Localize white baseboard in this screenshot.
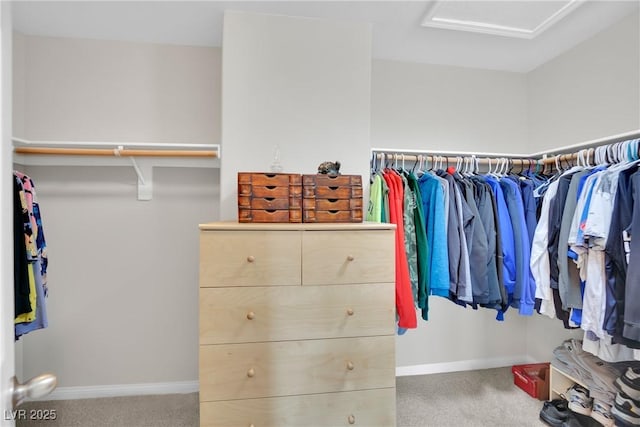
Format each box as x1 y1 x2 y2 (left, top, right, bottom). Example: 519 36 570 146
38 357 537 400
395 355 536 377
40 380 199 401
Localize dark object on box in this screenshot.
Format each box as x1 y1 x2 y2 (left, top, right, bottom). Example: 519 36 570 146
512 362 550 401
302 174 363 223
237 172 302 223
317 161 341 175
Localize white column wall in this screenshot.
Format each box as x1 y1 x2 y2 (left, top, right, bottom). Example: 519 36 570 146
220 11 372 220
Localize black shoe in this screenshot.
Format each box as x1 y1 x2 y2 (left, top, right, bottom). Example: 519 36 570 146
561 413 584 427
612 391 640 426
540 399 570 427
616 368 640 401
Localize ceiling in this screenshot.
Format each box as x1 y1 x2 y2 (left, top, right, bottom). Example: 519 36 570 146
11 0 640 73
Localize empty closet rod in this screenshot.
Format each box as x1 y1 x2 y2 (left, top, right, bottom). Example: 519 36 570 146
14 146 217 158
11 137 218 151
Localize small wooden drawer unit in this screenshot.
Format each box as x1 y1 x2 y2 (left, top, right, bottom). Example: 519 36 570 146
237 172 302 223
199 222 396 427
302 174 363 223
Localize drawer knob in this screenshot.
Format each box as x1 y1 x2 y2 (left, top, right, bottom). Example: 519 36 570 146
348 414 356 424
347 361 354 371
347 308 354 316
247 368 256 378
247 311 255 320
347 255 355 261
249 424 255 427
247 256 255 263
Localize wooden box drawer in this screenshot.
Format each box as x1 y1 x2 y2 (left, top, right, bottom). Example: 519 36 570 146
302 174 362 187
302 174 362 199
302 185 363 199
200 388 396 427
239 196 302 210
199 336 395 401
238 208 302 223
302 174 362 223
302 230 394 285
238 172 302 188
302 198 362 211
239 184 302 200
303 209 362 223
238 173 302 223
199 283 395 344
200 231 301 287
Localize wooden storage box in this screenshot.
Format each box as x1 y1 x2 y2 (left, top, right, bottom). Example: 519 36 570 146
302 174 363 223
237 172 302 223
511 363 550 401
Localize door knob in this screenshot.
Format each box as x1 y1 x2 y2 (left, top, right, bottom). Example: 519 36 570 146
10 374 57 408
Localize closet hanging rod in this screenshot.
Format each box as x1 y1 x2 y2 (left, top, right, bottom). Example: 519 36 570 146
371 147 531 159
372 129 640 162
12 137 219 152
530 129 640 157
14 146 217 158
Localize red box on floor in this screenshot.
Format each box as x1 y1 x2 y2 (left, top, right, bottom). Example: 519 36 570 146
511 363 550 401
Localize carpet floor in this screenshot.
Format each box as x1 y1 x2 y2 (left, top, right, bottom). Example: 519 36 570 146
17 367 548 426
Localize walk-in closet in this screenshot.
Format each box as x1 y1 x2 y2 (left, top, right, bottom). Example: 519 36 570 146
1 1 639 426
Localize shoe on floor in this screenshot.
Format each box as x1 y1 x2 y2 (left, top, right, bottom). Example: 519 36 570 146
560 413 584 427
612 391 640 426
540 399 570 427
567 384 592 415
617 368 640 402
590 399 614 427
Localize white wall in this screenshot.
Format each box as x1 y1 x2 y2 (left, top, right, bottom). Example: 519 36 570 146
527 11 640 152
220 11 372 220
524 10 640 361
372 59 529 155
14 35 221 388
371 59 538 368
1 3 15 422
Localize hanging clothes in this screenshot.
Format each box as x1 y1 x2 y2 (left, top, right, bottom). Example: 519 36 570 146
13 171 49 340
369 155 553 328
405 172 430 320
418 172 449 299
381 169 417 330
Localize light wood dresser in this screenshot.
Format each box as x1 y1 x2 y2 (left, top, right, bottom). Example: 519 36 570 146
199 222 397 427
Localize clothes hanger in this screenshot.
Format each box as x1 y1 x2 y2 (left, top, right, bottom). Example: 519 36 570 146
412 154 425 176
486 157 497 178
370 152 378 183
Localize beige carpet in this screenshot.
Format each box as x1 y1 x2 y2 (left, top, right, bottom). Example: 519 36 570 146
396 367 548 427
17 367 547 427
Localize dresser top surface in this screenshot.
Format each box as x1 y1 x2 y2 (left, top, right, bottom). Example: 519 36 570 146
199 221 396 231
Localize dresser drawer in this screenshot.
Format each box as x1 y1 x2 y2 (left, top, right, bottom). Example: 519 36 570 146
200 283 395 344
200 231 301 287
199 336 395 401
302 230 394 285
200 388 396 427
